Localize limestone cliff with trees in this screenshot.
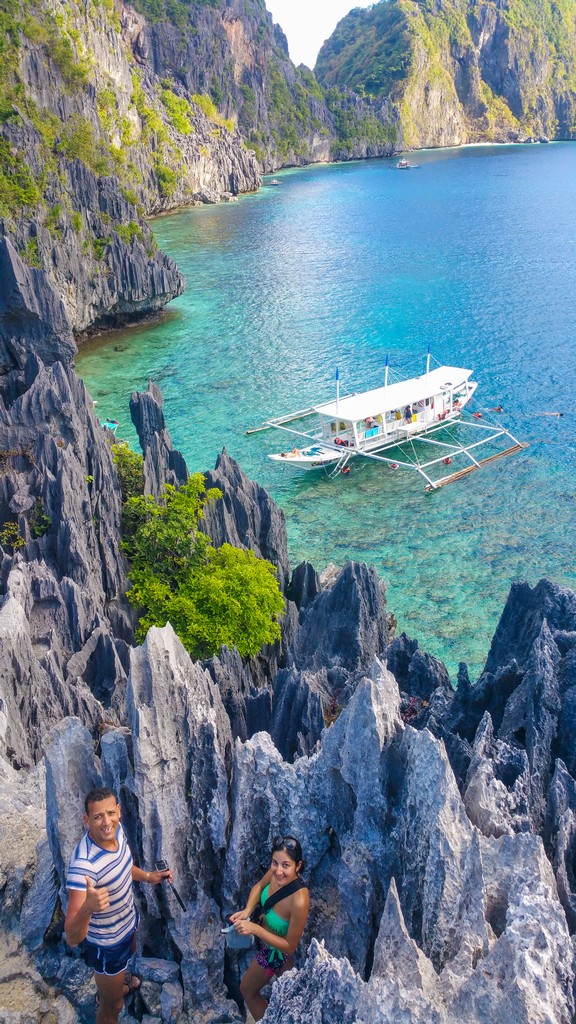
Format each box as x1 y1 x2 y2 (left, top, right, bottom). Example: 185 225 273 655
3 3 576 1020
2 0 574 335
315 0 576 149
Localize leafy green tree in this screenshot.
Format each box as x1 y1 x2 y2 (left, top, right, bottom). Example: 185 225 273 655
123 474 285 658
111 441 144 500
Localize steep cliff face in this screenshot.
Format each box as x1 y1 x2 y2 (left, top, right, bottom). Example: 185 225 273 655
0 0 262 332
0 0 400 332
125 0 398 169
316 0 576 148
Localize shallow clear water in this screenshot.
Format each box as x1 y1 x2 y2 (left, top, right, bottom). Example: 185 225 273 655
76 144 576 680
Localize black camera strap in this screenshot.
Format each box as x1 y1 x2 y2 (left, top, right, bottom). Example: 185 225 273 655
260 877 306 915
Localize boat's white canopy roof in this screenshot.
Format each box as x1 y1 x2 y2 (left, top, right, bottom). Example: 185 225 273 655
315 365 474 422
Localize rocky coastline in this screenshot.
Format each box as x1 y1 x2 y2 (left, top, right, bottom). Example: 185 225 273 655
2 242 576 1023
2 0 574 343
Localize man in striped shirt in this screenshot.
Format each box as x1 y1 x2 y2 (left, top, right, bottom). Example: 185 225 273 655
65 787 172 1024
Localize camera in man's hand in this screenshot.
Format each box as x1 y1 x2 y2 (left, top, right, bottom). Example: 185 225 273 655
154 859 186 911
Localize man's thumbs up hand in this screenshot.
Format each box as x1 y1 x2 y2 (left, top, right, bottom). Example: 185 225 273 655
85 876 110 912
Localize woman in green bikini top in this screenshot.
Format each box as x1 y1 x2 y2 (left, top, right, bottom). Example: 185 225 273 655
230 836 310 1023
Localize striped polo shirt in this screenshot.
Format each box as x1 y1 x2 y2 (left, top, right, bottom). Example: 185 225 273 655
66 822 136 947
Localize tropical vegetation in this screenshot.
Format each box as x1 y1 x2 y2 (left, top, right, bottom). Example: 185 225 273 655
111 444 285 659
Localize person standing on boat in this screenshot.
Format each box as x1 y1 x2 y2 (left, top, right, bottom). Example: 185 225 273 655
404 405 412 422
230 836 310 1022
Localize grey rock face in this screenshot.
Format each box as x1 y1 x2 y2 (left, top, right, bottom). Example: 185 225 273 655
264 561 390 761
385 633 452 700
463 712 531 838
0 238 76 374
0 338 131 768
264 940 361 1024
437 581 576 834
547 759 576 930
204 646 272 742
0 759 47 931
44 717 101 903
133 959 181 985
201 449 290 593
270 667 325 760
289 561 387 675
289 561 321 612
130 381 188 499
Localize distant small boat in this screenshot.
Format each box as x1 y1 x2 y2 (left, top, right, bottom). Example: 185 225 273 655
270 179 282 186
397 158 410 169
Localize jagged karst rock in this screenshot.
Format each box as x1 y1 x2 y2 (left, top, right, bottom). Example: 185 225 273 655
130 381 188 499
289 560 321 612
0 590 107 767
264 939 361 1024
483 580 576 676
44 718 101 901
546 759 576 930
270 667 325 760
268 560 391 761
0 238 76 374
0 759 47 932
201 449 290 593
368 877 441 1020
434 581 576 839
385 633 452 700
0 340 132 769
204 646 272 742
289 561 388 676
463 711 531 838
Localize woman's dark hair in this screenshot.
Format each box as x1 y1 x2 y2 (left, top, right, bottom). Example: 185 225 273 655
84 786 118 813
271 836 305 874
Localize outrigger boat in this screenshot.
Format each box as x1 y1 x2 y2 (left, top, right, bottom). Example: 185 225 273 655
248 350 527 490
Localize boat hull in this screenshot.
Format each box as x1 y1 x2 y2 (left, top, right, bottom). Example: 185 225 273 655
268 446 341 470
267 404 474 471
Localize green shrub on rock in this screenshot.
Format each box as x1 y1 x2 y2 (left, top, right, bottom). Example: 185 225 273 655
161 88 194 135
111 441 144 500
122 473 285 659
0 137 41 216
155 160 178 197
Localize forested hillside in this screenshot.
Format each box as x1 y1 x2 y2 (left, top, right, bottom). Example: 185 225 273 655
316 0 576 147
2 0 575 335
0 0 397 333
315 2 412 99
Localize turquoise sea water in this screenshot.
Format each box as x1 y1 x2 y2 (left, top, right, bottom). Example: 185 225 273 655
76 144 576 680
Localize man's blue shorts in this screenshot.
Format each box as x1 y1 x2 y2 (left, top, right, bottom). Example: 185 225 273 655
81 928 136 976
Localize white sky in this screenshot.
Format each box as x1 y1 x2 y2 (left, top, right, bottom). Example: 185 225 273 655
265 1 375 70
